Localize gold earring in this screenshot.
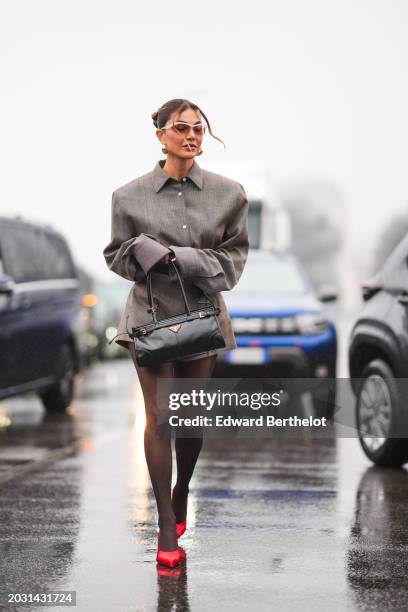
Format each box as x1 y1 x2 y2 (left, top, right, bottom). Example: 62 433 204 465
161 143 168 154
196 147 203 156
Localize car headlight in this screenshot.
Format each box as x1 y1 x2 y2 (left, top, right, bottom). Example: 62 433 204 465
85 332 99 348
232 317 263 333
295 313 329 335
105 326 118 341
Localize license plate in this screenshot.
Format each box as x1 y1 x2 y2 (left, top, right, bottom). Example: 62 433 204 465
229 348 265 364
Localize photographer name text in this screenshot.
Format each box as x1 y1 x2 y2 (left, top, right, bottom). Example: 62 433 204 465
168 415 327 428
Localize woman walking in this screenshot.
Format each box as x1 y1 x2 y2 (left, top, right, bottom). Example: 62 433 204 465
103 98 249 567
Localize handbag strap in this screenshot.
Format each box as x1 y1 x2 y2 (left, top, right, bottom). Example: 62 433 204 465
146 259 191 323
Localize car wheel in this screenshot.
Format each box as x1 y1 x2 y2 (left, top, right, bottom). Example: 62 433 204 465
356 359 408 467
39 344 75 412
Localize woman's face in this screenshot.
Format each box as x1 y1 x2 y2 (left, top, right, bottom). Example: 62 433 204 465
157 107 205 159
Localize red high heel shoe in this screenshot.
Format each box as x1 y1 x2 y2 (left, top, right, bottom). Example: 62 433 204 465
156 533 186 568
172 490 188 538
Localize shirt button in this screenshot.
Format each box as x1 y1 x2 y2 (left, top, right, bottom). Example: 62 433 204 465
182 224 187 229
178 191 182 196
182 177 187 182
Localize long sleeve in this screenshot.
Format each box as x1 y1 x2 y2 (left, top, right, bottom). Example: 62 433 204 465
103 191 171 281
168 183 249 294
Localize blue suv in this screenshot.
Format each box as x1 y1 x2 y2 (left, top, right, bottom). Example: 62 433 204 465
216 249 338 414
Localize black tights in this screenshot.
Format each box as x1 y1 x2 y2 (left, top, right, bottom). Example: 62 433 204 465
128 343 217 551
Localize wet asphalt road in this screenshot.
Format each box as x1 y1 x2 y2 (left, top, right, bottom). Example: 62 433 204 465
1 332 408 611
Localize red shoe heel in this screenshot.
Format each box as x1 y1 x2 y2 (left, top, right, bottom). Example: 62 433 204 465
176 521 186 538
159 522 186 540
172 490 188 538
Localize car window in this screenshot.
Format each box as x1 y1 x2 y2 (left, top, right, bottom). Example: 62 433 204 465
2 226 43 282
41 233 76 279
380 233 408 290
2 226 76 282
235 256 308 296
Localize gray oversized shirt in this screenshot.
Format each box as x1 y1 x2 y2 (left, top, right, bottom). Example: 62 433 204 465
103 159 249 350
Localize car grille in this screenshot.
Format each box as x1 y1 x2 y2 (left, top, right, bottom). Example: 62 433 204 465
231 316 299 335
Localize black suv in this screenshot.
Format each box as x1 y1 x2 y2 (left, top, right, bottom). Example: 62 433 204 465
349 234 408 466
0 216 81 411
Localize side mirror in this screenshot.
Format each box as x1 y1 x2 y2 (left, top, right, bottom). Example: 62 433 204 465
318 284 338 303
0 274 15 295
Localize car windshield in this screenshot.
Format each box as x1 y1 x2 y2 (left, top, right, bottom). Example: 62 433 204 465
235 256 309 296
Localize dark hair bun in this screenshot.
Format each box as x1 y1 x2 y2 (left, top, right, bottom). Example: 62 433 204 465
151 108 161 128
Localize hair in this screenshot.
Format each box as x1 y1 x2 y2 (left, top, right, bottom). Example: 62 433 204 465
151 98 225 148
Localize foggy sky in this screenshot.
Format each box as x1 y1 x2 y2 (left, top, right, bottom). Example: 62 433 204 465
1 0 407 281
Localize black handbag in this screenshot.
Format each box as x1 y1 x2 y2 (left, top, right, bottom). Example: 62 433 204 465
127 260 225 367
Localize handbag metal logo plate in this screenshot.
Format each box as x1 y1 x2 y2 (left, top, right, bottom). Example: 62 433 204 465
169 324 182 333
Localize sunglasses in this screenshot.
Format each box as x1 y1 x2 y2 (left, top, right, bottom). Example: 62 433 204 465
161 121 206 135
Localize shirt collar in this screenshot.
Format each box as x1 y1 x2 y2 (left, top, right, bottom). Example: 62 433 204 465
152 159 203 192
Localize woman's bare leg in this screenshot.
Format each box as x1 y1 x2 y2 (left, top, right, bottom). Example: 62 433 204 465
128 343 177 551
172 355 217 523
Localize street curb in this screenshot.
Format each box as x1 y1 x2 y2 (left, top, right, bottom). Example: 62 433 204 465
0 439 82 486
